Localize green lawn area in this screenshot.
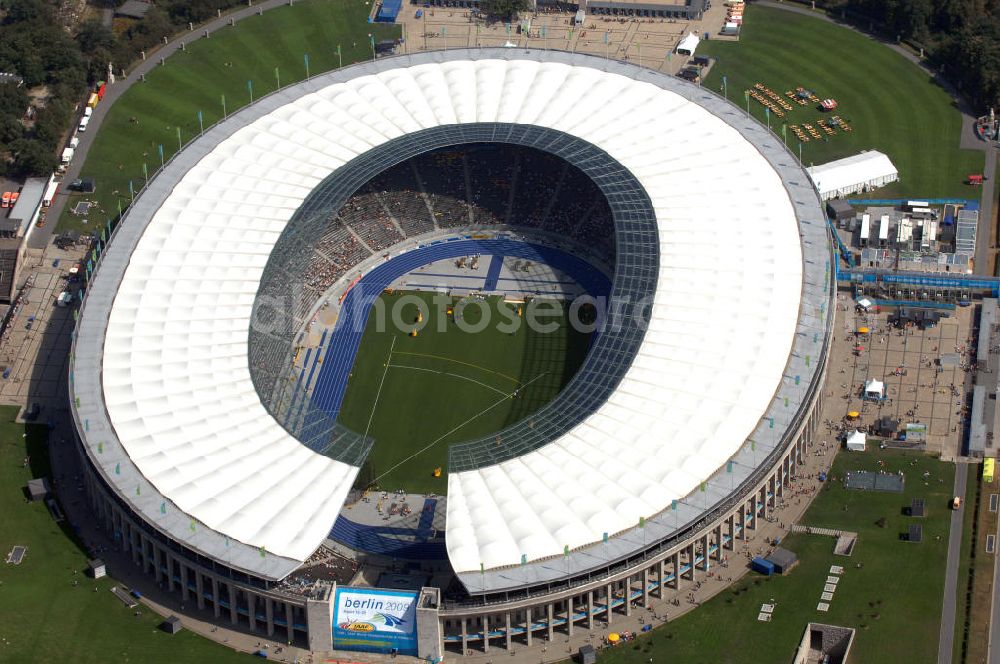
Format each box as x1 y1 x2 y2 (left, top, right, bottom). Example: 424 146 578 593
337 290 592 492
698 5 983 199
0 406 250 663
57 0 398 235
591 449 954 664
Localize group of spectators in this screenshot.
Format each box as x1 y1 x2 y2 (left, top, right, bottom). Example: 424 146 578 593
295 144 618 321
337 191 405 252
282 546 360 589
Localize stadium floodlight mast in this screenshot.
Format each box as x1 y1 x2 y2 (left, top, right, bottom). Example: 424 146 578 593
274 66 280 89
247 79 254 103
221 94 227 119
336 44 342 69
368 34 375 62
303 53 310 79
197 110 203 134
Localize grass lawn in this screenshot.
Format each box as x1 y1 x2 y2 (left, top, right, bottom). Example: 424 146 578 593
336 290 591 492
57 0 398 235
590 449 953 664
698 5 983 199
0 406 250 663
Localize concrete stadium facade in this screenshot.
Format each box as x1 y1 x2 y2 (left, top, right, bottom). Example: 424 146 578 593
68 48 834 659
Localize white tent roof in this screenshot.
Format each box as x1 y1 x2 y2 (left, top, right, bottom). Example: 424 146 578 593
806 151 898 199
864 378 885 395
846 429 866 449
79 53 806 574
677 32 700 54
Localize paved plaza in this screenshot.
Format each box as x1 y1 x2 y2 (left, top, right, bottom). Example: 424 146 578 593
829 297 974 457
396 4 739 75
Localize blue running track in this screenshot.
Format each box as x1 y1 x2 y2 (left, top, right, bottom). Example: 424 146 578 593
300 240 611 430
483 255 504 291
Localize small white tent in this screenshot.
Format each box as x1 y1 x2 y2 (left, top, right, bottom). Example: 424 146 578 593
676 32 700 56
846 429 866 452
863 378 885 400
807 151 899 201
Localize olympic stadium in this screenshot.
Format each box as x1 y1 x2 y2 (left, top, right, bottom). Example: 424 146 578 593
68 49 834 658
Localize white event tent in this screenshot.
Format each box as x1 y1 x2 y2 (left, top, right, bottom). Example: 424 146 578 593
807 151 898 200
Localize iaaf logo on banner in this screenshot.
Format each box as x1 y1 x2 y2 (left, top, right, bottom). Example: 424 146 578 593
335 589 417 636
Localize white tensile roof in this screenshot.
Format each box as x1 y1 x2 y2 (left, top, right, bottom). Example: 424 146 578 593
864 378 885 395
677 32 700 54
846 429 867 450
807 150 898 199
83 53 804 574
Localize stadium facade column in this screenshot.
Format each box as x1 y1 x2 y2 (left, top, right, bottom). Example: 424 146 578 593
165 553 176 592
505 613 512 650
586 591 594 630
546 603 554 641
715 524 724 560
139 533 150 574
305 588 335 651
606 583 614 624
624 578 632 616
285 603 295 642
248 593 258 632
567 596 574 636
670 552 680 590
642 569 650 607
180 563 190 602
130 529 141 565
482 616 490 653
153 544 163 584
525 607 532 645
210 577 219 616
657 559 667 598
266 596 275 636
229 585 239 625
460 618 468 653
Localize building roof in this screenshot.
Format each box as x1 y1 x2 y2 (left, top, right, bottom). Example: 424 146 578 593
71 50 827 583
8 178 46 235
807 151 898 199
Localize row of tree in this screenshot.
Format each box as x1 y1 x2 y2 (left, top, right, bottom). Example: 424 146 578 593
0 0 997 179
0 0 247 178
808 0 1000 112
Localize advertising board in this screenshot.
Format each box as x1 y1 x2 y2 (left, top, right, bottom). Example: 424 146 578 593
333 587 419 655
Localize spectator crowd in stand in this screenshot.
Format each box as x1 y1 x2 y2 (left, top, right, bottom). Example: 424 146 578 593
293 143 616 324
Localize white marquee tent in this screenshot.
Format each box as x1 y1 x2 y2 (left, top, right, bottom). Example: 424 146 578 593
846 429 867 451
807 151 898 201
863 378 885 400
676 32 700 56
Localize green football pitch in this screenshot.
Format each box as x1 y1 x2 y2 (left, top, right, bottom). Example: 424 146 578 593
336 291 593 493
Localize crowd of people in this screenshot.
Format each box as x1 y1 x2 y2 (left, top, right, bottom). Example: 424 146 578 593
282 545 360 589
337 191 405 252
292 144 618 324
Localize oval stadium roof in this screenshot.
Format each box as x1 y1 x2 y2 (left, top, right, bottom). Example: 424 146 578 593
70 50 822 581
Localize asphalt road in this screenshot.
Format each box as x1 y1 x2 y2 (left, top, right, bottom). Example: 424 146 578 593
30 0 294 250
940 462 969 664
973 142 997 275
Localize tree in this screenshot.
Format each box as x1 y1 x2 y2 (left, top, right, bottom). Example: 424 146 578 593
10 138 56 177
478 0 529 21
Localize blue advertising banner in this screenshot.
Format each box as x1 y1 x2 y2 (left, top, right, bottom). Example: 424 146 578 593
333 587 419 655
